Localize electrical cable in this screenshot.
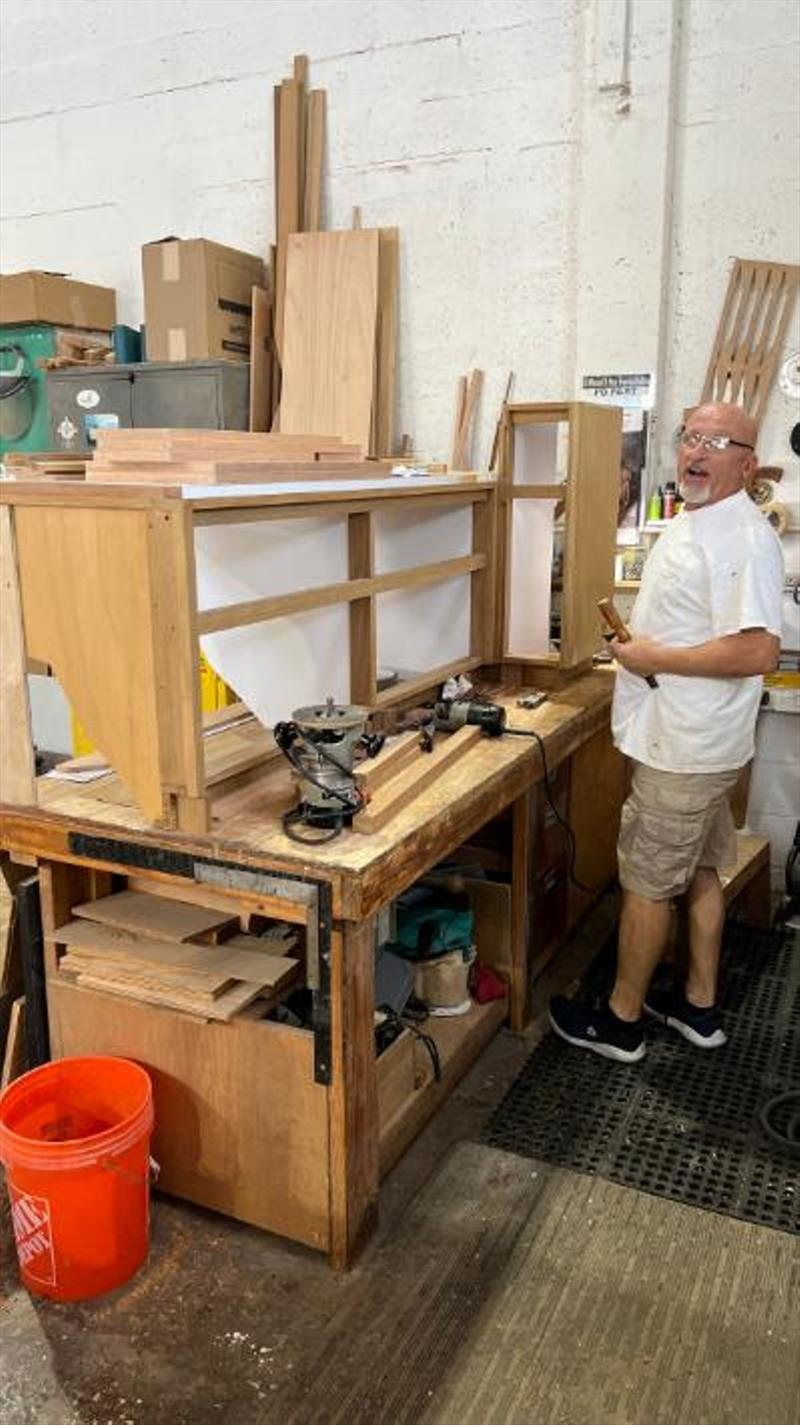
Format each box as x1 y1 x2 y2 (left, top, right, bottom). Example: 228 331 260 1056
277 730 366 844
381 1005 442 1082
503 726 603 895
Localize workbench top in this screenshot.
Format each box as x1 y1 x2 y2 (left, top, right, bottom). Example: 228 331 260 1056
3 672 614 919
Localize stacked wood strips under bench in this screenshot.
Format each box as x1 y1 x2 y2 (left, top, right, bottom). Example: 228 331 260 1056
51 892 301 1021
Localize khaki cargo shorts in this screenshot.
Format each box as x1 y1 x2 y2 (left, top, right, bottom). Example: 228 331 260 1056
617 761 740 901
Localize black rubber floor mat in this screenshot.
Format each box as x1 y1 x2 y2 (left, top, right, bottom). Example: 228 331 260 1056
482 922 800 1235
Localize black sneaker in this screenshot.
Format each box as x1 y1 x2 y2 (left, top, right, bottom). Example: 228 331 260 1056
643 985 727 1049
549 996 645 1063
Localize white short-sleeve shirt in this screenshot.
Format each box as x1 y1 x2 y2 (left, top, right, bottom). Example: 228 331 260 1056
611 490 784 773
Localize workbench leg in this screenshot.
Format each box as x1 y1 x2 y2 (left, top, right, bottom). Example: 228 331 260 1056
737 855 772 929
510 792 532 1033
328 917 379 1269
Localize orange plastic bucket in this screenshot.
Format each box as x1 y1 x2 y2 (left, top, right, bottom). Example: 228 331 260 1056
0 1056 154 1301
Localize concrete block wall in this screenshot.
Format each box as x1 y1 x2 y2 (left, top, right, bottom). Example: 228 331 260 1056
2 0 799 881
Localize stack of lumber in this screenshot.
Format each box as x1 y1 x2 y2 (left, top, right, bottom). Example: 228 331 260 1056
280 227 398 457
52 891 301 1021
87 428 387 484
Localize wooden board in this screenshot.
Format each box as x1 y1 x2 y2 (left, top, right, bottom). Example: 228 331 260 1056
0 995 25 1089
59 951 236 997
372 228 399 458
47 978 331 1249
353 725 482 833
88 460 381 485
561 404 621 667
304 89 326 231
0 508 36 805
71 890 239 943
59 960 265 1021
94 429 354 460
280 230 380 452
248 286 272 432
354 730 424 793
14 505 167 820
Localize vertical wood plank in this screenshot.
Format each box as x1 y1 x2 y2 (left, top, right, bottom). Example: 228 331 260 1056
328 917 379 1268
510 792 531 1032
372 228 399 458
470 494 496 661
304 90 326 231
248 285 272 433
0 506 36 806
146 506 208 832
348 511 376 705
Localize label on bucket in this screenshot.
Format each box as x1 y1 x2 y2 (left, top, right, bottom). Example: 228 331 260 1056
9 1187 57 1287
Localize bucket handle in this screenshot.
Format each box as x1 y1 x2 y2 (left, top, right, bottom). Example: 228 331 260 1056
99 1154 160 1187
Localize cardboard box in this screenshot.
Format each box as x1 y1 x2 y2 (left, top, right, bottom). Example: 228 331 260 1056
0 272 116 330
142 238 265 362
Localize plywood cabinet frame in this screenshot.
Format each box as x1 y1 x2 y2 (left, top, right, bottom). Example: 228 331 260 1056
1 480 498 834
497 402 622 670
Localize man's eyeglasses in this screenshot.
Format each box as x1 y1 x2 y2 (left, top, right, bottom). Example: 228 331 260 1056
676 429 754 453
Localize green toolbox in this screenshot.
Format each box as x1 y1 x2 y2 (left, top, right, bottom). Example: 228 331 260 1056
0 323 108 455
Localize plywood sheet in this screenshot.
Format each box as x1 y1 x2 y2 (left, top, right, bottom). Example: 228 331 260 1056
280 230 380 451
71 891 239 942
14 506 165 820
48 979 330 1248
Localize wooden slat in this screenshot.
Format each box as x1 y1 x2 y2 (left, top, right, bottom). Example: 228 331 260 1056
281 230 380 452
248 286 272 432
0 507 36 806
59 951 235 998
353 730 423 793
71 890 238 943
450 377 467 469
372 228 399 457
328 918 379 1267
353 725 482 833
275 76 303 354
197 553 485 635
371 655 483 709
304 90 326 231
1 996 25 1089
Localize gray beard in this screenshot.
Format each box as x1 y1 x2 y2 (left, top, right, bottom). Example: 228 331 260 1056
679 478 710 506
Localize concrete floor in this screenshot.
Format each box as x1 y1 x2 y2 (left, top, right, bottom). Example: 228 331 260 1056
1 896 798 1425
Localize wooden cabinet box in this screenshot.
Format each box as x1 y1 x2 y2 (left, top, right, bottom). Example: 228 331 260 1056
497 402 621 671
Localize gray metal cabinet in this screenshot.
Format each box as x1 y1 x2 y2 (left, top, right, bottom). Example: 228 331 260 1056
48 360 249 450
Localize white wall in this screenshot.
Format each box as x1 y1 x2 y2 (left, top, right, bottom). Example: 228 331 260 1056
3 0 797 481
3 0 799 874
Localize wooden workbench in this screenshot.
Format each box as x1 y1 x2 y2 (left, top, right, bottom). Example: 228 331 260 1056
0 672 624 1267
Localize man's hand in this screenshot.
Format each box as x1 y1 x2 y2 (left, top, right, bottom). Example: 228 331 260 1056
610 638 665 678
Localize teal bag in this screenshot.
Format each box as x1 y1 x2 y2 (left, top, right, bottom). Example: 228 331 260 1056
393 892 475 962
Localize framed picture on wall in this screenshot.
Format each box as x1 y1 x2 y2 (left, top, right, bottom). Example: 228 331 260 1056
580 373 655 545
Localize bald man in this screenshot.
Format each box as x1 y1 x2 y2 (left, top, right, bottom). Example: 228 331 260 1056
551 403 784 1062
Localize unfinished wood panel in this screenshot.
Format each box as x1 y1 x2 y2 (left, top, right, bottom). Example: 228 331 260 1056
71 889 239 942
328 918 379 1267
47 978 330 1250
510 792 532 1032
14 506 167 821
372 228 399 458
248 286 272 433
348 510 376 705
303 90 326 231
566 726 626 930
0 507 35 806
281 230 380 451
353 730 421 793
561 404 621 667
376 1029 415 1130
701 259 800 428
55 918 298 987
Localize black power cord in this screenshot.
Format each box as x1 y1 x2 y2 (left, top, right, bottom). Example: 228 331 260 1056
504 726 601 895
276 728 366 845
